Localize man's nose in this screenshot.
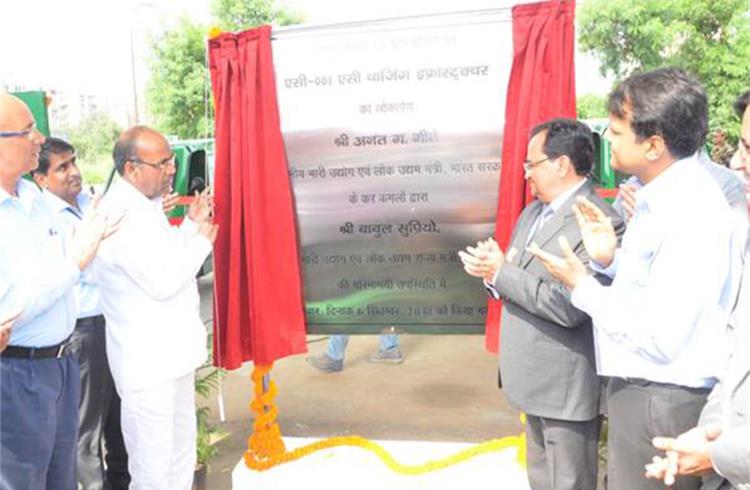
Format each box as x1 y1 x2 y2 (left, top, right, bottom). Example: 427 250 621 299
32 129 45 146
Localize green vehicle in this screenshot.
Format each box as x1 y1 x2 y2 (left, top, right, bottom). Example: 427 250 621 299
165 138 215 225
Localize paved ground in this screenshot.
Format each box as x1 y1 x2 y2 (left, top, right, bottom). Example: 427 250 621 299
197 275 523 489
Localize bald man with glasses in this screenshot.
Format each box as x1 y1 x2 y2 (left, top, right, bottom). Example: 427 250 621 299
92 126 217 490
0 93 116 490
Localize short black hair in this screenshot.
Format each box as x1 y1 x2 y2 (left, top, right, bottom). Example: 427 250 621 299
734 90 750 118
112 125 155 176
34 137 75 176
608 67 708 159
530 118 595 176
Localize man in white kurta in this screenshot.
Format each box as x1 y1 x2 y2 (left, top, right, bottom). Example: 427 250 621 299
94 126 217 490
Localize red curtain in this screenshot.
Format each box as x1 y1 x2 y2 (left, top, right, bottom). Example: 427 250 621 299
485 1 577 353
209 26 308 369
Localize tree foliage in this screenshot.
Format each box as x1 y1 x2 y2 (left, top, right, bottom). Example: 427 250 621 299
67 111 122 162
146 17 209 140
211 0 303 31
64 111 122 183
579 0 750 137
146 0 303 139
576 93 608 120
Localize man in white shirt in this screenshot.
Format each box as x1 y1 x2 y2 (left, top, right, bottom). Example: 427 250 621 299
31 137 130 490
94 126 217 490
0 93 115 490
529 68 744 490
643 90 750 490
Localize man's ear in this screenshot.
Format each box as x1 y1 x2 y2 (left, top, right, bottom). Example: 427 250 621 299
32 172 46 189
646 135 667 162
123 161 138 180
557 155 572 177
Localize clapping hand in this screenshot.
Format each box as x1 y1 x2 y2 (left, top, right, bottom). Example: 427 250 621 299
0 311 21 353
617 183 638 222
527 235 588 289
458 237 505 282
573 196 617 267
645 425 721 486
72 197 124 271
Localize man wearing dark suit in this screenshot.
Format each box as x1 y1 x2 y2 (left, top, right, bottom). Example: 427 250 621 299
460 118 624 490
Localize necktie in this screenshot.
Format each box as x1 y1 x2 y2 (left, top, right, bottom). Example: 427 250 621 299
526 206 554 246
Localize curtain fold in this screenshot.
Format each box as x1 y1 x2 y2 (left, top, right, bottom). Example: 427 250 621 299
485 1 577 353
209 26 308 369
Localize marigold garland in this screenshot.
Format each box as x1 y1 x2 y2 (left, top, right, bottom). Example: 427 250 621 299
245 364 527 474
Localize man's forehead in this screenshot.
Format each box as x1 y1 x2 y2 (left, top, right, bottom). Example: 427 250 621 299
528 131 546 151
135 131 170 153
49 151 76 166
0 95 33 130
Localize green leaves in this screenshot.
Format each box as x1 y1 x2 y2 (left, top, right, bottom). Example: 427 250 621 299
145 0 303 140
579 0 750 142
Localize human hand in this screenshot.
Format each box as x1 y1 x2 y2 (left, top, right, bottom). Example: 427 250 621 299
162 191 180 214
197 221 218 244
573 196 617 267
458 237 506 281
645 425 721 485
73 202 124 271
526 235 588 289
188 187 214 224
0 311 20 352
617 184 637 222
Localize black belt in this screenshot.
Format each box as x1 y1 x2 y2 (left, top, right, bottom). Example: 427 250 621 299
1 337 72 360
76 314 105 328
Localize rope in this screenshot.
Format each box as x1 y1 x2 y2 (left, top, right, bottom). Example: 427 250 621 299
245 364 527 474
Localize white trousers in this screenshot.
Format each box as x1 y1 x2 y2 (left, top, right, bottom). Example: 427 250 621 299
120 373 196 490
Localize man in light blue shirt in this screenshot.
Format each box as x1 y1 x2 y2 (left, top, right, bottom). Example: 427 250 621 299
529 69 744 490
31 137 130 490
0 93 114 490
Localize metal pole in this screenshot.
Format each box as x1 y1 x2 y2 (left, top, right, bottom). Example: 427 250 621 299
129 25 139 125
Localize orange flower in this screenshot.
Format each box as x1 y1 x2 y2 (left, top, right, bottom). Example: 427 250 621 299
245 364 527 474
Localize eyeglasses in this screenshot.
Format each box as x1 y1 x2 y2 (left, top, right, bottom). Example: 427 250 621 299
523 157 551 172
0 124 38 139
130 153 176 171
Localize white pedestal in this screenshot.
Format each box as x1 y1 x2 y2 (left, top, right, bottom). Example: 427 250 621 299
232 437 530 490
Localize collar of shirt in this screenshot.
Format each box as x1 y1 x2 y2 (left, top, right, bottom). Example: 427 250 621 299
42 189 91 219
0 179 42 216
634 153 700 217
546 177 588 214
112 179 164 214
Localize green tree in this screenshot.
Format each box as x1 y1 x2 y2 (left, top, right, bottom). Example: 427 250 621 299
577 93 608 120
66 111 122 183
211 0 303 31
579 0 750 139
146 16 209 140
146 0 303 139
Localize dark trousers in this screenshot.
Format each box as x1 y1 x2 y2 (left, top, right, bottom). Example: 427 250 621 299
606 377 710 490
70 317 129 490
0 354 80 490
103 390 129 490
526 414 600 490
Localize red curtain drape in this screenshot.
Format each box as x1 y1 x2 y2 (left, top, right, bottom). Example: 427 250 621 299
485 1 577 353
208 26 308 369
